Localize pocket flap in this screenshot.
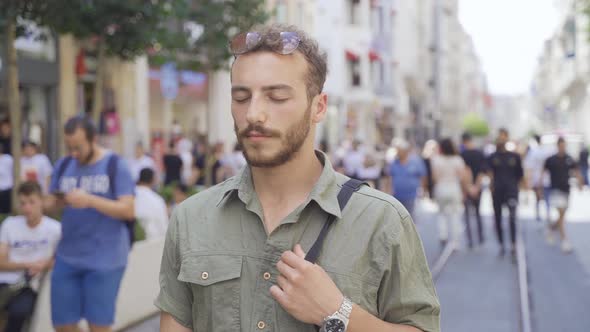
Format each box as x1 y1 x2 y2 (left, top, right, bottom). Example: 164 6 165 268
178 255 243 286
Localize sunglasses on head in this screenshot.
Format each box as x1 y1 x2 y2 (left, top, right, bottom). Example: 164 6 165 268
229 31 301 56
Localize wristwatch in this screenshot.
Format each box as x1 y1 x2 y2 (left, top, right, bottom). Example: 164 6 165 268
319 297 353 332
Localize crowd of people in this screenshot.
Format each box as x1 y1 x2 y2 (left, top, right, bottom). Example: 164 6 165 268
329 128 588 256
0 109 587 331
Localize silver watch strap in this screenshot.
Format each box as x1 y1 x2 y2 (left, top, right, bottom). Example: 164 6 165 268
338 297 353 319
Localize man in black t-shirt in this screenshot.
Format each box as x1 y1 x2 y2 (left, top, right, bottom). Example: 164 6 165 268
544 137 583 253
460 132 486 248
163 141 183 185
486 129 524 256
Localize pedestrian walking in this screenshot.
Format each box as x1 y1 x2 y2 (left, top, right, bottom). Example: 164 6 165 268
486 129 524 256
128 142 157 183
20 140 53 194
341 140 365 180
524 135 553 223
432 138 471 248
579 145 589 188
46 115 135 332
134 168 168 240
388 139 427 218
156 24 440 332
162 141 183 186
0 145 13 214
544 137 584 253
460 132 486 247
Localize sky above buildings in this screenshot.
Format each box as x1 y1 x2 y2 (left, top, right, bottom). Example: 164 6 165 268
459 0 558 95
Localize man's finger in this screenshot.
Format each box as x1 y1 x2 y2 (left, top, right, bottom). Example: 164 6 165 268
270 285 288 306
276 275 290 292
281 250 307 270
294 244 306 258
277 259 298 280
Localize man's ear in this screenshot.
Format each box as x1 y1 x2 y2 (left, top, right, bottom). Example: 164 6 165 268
312 93 328 123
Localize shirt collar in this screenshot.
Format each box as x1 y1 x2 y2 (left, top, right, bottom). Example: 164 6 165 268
216 150 342 219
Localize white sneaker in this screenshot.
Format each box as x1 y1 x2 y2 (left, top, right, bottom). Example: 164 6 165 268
561 240 573 253
545 230 555 245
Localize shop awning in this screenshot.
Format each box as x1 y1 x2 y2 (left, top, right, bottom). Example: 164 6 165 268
369 50 380 62
346 49 360 61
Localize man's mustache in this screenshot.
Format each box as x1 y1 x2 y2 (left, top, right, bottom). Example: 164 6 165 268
238 124 281 138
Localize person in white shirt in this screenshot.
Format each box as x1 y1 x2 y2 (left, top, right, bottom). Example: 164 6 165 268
134 168 168 240
431 138 471 248
0 145 13 214
524 135 555 224
20 141 53 194
221 143 247 178
341 140 365 179
128 143 157 183
0 181 61 332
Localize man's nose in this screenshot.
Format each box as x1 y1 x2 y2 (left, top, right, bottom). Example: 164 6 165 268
245 96 268 125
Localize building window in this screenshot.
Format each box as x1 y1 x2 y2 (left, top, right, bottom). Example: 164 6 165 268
349 59 361 87
371 6 385 33
297 2 305 28
276 1 288 23
349 0 361 25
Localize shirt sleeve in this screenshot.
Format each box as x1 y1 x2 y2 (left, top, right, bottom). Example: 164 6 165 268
154 209 193 329
377 214 441 332
42 155 53 178
0 218 11 245
114 157 135 198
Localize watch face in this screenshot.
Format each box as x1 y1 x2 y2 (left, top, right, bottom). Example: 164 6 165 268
324 318 346 332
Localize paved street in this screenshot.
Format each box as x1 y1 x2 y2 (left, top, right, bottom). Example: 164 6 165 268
122 189 590 332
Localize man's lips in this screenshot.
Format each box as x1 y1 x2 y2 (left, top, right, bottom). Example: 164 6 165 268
245 131 273 138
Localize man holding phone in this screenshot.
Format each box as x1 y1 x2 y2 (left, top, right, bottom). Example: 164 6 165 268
45 115 135 332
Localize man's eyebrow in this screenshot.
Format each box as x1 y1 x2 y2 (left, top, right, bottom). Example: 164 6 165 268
231 84 294 94
231 86 250 93
261 84 294 92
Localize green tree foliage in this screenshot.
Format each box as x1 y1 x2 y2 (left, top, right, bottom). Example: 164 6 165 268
150 0 270 71
37 0 180 60
462 113 490 137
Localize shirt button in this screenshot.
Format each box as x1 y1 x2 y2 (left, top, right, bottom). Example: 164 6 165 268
201 272 209 280
263 272 271 280
257 321 266 329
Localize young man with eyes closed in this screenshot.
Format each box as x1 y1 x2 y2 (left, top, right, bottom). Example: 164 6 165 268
156 24 440 332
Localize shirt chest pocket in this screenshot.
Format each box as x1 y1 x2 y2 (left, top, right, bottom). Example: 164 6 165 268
178 254 243 332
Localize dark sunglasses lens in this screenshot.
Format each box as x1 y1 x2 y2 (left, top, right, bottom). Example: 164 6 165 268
230 32 261 54
279 32 300 54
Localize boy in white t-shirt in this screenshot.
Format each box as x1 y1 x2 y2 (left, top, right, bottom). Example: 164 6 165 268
0 181 61 332
20 140 53 194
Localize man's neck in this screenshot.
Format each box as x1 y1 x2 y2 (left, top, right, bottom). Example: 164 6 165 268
26 216 42 228
251 149 323 232
87 146 106 165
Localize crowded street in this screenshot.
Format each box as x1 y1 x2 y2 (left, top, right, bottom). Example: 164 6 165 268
1 0 590 332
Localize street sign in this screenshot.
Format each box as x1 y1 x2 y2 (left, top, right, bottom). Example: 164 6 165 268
160 62 179 100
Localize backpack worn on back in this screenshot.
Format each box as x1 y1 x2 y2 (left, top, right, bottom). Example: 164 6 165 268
55 154 136 246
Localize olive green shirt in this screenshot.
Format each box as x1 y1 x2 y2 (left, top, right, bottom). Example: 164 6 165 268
155 152 440 332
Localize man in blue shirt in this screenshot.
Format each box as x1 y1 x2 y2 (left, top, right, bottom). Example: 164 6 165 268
388 140 427 217
46 115 135 332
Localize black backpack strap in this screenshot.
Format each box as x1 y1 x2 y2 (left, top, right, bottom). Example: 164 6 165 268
54 157 73 192
305 179 366 264
106 154 136 246
106 154 118 195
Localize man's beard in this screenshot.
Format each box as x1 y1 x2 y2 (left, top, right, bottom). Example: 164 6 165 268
82 145 95 165
235 105 311 168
